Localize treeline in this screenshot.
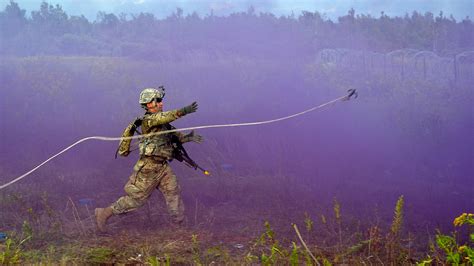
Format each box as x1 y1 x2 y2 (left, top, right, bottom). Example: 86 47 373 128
0 1 473 59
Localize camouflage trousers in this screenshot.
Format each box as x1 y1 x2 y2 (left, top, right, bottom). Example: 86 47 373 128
110 156 184 223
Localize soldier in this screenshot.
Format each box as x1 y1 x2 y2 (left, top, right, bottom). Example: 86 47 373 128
95 87 202 233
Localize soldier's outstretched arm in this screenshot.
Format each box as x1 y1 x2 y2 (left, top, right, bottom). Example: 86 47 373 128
145 110 181 127
145 102 198 128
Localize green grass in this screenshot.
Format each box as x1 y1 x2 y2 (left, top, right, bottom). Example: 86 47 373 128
1 184 472 265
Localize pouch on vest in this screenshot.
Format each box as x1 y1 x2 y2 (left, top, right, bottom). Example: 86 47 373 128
138 135 174 159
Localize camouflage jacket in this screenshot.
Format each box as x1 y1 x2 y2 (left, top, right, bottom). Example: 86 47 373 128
117 109 191 159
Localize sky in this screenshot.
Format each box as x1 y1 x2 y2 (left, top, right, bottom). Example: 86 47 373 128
1 0 473 21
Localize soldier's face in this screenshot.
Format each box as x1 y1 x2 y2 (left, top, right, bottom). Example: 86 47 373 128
156 101 163 112
146 99 163 113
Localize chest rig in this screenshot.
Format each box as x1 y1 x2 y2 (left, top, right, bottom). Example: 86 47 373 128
139 115 174 159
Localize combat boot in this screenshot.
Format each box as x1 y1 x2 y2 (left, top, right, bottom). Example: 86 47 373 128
95 206 114 233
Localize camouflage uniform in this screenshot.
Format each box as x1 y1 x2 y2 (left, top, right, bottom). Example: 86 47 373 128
110 109 191 224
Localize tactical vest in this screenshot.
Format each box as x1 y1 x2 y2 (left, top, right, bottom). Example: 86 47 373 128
139 115 174 159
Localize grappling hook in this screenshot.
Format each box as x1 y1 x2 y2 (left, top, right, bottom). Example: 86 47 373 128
343 89 358 101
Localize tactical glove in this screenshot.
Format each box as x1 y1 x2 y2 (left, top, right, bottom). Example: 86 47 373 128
180 102 198 115
185 130 203 144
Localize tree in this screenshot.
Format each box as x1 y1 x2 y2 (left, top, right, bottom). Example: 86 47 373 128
95 11 120 37
0 0 27 38
69 15 91 35
31 2 69 36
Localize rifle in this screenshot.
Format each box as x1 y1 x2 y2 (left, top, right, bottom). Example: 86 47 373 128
170 128 210 176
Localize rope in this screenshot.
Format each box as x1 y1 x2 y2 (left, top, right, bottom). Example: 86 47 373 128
0 92 353 190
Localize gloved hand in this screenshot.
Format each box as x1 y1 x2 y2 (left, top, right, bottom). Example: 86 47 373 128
180 102 198 115
185 130 203 144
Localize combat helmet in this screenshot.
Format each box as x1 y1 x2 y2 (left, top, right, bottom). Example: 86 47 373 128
139 86 165 106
